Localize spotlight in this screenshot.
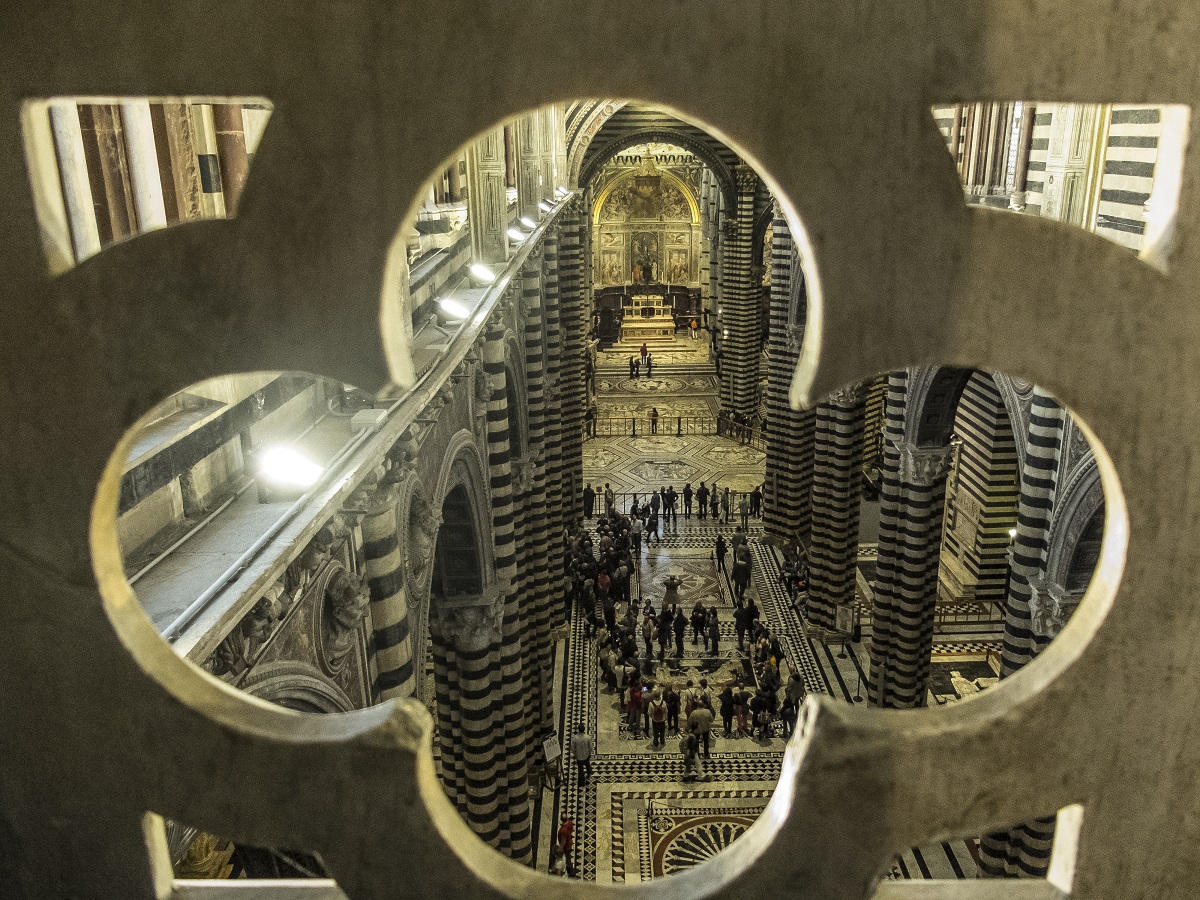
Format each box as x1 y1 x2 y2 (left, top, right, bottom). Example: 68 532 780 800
507 227 526 243
723 329 729 338
519 216 537 230
538 200 554 213
256 446 324 502
555 187 569 198
469 263 496 284
1008 527 1018 538
438 297 471 320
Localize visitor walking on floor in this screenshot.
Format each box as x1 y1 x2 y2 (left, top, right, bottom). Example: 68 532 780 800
750 484 762 517
557 815 578 878
645 352 653 377
571 725 594 785
649 691 668 748
721 486 731 523
629 355 637 378
707 609 721 658
715 534 728 575
673 607 687 657
738 492 750 530
696 482 709 520
681 730 704 781
650 406 659 434
640 342 648 366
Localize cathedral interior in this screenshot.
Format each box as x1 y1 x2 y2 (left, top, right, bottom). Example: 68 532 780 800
4 4 1200 900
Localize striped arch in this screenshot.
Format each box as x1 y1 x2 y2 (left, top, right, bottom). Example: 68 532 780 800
591 167 701 224
564 100 629 188
1045 454 1103 593
431 429 496 583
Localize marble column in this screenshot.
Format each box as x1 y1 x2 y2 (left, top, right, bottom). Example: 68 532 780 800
446 157 463 203
540 227 568 629
149 103 205 223
557 200 587 524
48 101 102 263
762 205 816 546
719 165 760 419
357 480 417 701
977 388 1068 878
119 100 168 232
514 113 544 221
76 103 137 245
806 383 868 629
868 372 954 708
212 104 249 216
191 104 227 218
466 128 508 265
482 322 533 864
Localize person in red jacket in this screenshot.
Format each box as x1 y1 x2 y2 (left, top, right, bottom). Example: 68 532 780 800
558 814 578 878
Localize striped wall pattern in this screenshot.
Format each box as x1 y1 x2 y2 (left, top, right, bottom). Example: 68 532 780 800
976 388 1066 878
519 261 556 752
540 227 567 629
481 324 534 863
938 372 1018 606
762 211 816 545
719 166 761 417
861 376 887 470
867 371 954 709
361 487 415 701
806 388 867 629
430 628 466 812
558 200 587 526
1095 105 1162 251
1022 108 1053 216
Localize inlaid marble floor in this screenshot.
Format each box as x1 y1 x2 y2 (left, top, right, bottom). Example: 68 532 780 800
550 517 984 884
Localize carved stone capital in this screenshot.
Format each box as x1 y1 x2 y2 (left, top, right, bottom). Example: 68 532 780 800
1026 577 1084 639
828 380 867 406
785 324 805 353
322 566 370 672
510 459 536 495
735 164 758 193
435 586 505 652
891 439 953 487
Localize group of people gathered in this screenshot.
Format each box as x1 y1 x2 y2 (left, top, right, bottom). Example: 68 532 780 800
582 481 764 530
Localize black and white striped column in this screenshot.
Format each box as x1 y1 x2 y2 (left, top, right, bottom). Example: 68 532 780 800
977 387 1067 878
359 483 415 701
558 199 587 525
482 322 533 864
867 371 954 708
762 206 816 545
719 166 760 418
806 383 868 629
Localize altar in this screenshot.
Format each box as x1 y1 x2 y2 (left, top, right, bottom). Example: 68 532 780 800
622 293 677 341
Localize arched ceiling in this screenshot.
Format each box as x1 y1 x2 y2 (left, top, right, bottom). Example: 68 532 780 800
567 101 741 207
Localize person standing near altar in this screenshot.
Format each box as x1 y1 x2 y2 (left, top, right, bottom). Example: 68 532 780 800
640 342 648 366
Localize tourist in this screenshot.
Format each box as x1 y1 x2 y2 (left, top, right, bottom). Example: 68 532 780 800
649 690 668 748
785 671 806 709
645 352 654 377
687 699 714 759
629 355 637 378
682 483 693 519
718 681 736 737
734 600 752 651
690 317 698 340
665 485 678 524
780 696 798 739
721 486 731 523
604 482 615 513
690 602 707 646
680 729 703 782
734 683 752 737
715 534 728 575
571 724 594 785
672 606 686 657
696 482 709 520
557 815 578 878
707 608 721 658
625 678 643 738
583 483 595 519
664 683 681 733
650 406 659 434
750 484 763 517
738 492 750 529
709 481 720 518
640 342 648 366
641 612 655 659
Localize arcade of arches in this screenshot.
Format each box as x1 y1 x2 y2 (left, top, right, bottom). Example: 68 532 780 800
16 93 1170 891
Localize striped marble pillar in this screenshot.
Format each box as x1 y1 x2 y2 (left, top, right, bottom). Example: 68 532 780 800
719 166 760 418
867 372 954 708
558 199 587 524
762 206 816 546
519 259 555 747
431 598 506 851
482 323 533 864
359 483 415 701
806 383 868 629
977 388 1068 878
541 228 566 563
466 128 508 265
